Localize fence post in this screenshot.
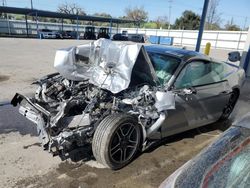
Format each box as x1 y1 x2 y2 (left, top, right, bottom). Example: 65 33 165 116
61 19 64 31
214 32 219 49
180 30 184 46
136 22 139 34
7 14 11 35
36 11 38 38
116 23 119 34
76 15 79 40
237 31 243 50
109 19 113 37
25 14 29 37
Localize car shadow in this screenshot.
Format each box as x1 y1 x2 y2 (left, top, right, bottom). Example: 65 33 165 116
60 144 94 162
0 104 38 136
62 119 232 163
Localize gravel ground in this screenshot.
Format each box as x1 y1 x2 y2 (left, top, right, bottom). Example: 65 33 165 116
0 38 249 188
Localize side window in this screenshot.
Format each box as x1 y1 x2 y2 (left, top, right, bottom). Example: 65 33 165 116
174 61 224 89
211 62 226 80
148 53 180 85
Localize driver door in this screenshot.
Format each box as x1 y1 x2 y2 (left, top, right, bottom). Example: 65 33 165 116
161 60 231 138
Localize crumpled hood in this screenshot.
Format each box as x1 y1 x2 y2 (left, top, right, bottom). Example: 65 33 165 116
54 39 154 93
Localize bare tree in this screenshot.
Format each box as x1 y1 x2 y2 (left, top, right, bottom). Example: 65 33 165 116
155 16 169 29
206 0 221 30
125 6 148 26
58 3 86 24
225 17 240 31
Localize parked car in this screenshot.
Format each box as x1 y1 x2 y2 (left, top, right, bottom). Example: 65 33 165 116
83 26 96 40
160 112 250 188
112 33 144 42
128 34 145 43
97 27 110 39
58 31 77 39
122 30 128 35
11 39 245 170
112 33 128 41
38 29 62 39
66 31 77 39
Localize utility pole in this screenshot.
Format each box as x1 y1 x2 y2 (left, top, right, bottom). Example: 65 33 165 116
2 0 6 6
168 0 172 30
195 0 210 52
31 0 33 9
2 0 7 19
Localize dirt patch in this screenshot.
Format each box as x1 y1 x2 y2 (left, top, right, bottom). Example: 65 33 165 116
14 132 216 188
0 75 10 82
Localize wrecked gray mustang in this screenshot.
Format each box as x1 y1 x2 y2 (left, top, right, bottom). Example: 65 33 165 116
11 39 245 169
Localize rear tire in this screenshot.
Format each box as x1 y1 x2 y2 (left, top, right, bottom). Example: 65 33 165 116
92 114 141 170
219 89 239 121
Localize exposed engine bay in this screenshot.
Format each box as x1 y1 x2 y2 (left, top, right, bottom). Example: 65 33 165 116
11 39 175 160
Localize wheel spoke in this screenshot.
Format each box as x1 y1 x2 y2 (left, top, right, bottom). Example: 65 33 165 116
116 129 123 141
127 140 137 149
119 127 125 137
120 149 123 162
111 143 120 153
127 145 137 150
111 146 121 157
124 124 132 136
126 125 135 138
123 148 127 161
128 139 137 144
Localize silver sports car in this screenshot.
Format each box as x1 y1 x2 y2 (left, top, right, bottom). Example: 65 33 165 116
11 39 245 169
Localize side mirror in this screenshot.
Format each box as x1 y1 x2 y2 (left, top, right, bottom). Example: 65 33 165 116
228 51 241 62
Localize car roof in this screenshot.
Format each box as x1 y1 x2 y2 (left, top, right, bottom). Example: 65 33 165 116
144 45 210 62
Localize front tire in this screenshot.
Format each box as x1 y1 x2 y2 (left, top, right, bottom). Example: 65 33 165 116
92 114 141 170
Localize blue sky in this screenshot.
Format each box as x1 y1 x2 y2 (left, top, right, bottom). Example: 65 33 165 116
4 0 250 28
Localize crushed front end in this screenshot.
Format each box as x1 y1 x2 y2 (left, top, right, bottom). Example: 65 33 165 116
11 73 117 158
11 39 175 160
